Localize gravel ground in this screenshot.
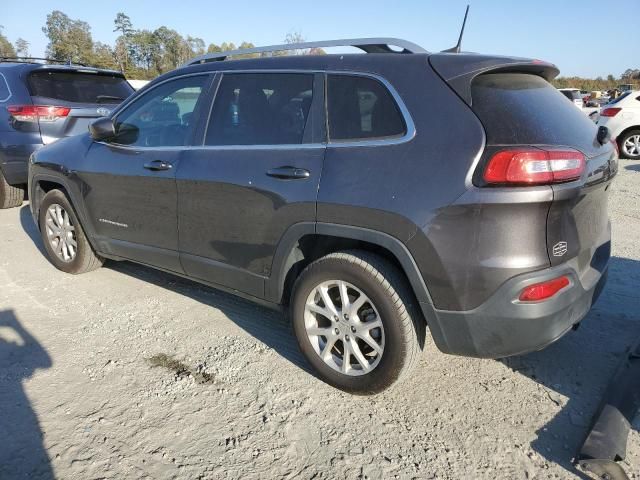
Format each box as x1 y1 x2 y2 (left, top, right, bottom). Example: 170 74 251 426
1 160 639 479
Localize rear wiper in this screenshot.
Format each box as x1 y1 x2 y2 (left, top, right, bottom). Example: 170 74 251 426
96 95 125 103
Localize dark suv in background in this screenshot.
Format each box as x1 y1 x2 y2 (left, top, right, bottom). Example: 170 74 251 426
0 59 133 208
28 39 617 394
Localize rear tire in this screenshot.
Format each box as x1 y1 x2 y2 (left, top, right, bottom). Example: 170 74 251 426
38 189 103 274
0 170 24 209
618 129 640 159
290 250 424 395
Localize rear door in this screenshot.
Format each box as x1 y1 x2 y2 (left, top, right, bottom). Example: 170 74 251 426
78 73 213 272
176 72 325 298
27 68 134 144
470 73 617 273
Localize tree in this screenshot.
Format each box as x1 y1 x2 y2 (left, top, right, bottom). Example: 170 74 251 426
0 26 16 58
91 42 117 69
14 38 30 57
284 31 308 55
187 36 205 56
207 43 222 53
42 11 94 63
113 12 134 72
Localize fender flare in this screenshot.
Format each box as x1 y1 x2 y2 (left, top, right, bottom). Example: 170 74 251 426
29 172 100 252
266 222 444 343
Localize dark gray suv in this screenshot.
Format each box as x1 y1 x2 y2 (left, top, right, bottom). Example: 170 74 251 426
0 59 133 208
28 39 616 394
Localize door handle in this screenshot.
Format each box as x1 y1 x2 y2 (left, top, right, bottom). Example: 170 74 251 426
144 160 173 171
266 166 310 179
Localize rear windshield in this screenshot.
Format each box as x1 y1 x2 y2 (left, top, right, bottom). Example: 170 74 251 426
28 70 134 104
606 91 631 105
472 73 597 151
560 90 581 100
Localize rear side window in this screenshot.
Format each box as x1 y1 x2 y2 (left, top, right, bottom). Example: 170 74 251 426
472 74 597 148
28 70 134 103
327 75 406 141
205 73 314 146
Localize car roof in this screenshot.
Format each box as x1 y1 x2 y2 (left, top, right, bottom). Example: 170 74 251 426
0 61 125 77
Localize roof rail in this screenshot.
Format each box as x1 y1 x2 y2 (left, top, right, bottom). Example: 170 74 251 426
184 37 428 66
0 56 88 67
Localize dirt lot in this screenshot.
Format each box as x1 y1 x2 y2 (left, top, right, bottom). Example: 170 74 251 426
1 161 639 480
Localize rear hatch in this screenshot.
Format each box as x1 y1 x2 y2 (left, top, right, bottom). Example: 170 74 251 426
27 68 134 144
430 54 617 277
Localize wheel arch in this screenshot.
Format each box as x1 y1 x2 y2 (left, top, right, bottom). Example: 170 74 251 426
617 125 640 143
266 222 441 333
30 174 100 252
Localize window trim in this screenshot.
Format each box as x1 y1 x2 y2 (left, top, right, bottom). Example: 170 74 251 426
102 69 415 151
0 73 12 103
325 72 412 146
202 71 319 148
100 72 213 150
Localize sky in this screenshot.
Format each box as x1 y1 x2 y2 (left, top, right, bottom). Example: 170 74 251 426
1 0 638 78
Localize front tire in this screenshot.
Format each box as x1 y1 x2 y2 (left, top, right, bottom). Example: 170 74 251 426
38 189 103 274
619 129 640 159
290 250 424 394
0 170 24 209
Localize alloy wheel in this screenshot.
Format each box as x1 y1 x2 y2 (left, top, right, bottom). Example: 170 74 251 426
304 280 385 376
623 134 640 157
45 204 77 262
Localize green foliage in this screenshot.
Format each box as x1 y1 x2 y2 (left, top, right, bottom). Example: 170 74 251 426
0 26 17 57
42 10 94 64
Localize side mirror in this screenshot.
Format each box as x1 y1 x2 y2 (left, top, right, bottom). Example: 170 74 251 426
89 117 116 141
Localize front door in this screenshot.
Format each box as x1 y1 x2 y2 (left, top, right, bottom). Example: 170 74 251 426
176 72 325 298
78 74 212 272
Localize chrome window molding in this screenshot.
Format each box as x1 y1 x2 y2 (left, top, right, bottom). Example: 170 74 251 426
0 73 12 103
102 69 416 151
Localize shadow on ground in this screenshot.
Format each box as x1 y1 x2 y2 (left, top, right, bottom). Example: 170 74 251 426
18 204 640 476
624 163 640 172
502 256 640 478
0 309 54 479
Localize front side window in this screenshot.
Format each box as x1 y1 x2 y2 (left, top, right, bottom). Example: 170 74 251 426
327 74 406 142
205 73 314 146
112 75 208 147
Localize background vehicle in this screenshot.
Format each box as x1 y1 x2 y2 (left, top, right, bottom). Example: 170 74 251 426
0 58 134 209
597 90 640 158
28 39 616 394
559 88 584 108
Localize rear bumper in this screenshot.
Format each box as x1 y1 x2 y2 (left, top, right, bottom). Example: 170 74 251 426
424 251 609 358
0 143 42 185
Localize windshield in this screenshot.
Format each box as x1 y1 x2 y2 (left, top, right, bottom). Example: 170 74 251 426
28 70 134 104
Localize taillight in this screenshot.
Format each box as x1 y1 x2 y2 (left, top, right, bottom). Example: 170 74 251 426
7 105 70 123
519 276 570 302
483 148 585 185
600 107 621 117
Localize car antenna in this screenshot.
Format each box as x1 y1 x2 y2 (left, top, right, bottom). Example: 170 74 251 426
442 5 470 53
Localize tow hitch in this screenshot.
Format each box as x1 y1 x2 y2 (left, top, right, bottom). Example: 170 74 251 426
576 338 640 479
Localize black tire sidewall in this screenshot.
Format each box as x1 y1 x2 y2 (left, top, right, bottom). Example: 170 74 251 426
39 190 92 274
291 257 410 394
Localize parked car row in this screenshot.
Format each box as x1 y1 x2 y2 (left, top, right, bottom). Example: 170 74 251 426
3 38 614 394
0 58 134 208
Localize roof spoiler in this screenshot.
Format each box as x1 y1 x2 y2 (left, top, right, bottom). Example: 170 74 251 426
429 54 560 105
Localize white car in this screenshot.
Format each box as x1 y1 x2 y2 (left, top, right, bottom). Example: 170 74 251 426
597 90 640 159
558 88 584 109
